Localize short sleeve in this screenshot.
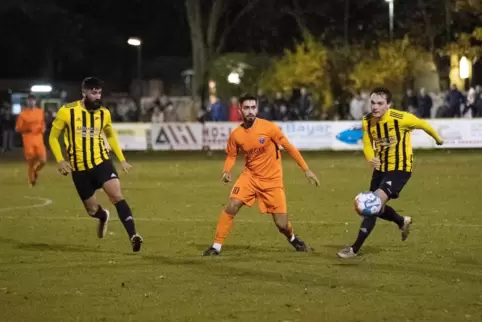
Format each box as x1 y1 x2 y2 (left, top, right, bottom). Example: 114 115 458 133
52 107 69 130
270 124 286 145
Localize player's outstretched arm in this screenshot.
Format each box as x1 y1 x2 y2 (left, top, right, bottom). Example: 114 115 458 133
405 113 444 145
272 126 320 186
49 109 72 175
222 134 237 183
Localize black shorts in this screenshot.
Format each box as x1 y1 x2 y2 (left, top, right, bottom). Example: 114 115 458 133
369 170 411 200
71 160 119 201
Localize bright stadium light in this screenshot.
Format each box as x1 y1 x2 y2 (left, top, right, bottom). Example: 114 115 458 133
127 37 142 46
385 0 394 41
459 56 470 79
31 85 52 93
227 71 241 85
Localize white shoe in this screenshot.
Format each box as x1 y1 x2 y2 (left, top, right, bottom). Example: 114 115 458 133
97 210 110 238
401 216 412 241
337 246 358 259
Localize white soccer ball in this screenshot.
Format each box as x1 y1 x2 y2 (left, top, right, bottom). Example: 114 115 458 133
354 192 382 217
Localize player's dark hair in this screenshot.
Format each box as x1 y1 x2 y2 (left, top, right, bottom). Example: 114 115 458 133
82 77 104 90
370 87 392 103
238 94 257 105
27 94 36 100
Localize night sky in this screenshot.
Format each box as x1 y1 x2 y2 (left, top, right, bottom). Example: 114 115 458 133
0 0 480 82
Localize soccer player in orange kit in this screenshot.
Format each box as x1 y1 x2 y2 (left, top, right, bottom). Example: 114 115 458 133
203 94 320 256
15 94 47 186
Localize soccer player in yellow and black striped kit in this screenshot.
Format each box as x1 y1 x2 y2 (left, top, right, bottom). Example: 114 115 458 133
49 77 143 252
337 87 444 258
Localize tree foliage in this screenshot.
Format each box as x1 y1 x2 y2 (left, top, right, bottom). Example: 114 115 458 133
442 27 482 61
259 32 332 107
349 36 431 93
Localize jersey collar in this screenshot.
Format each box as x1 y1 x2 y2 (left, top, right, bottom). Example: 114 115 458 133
379 109 391 122
243 118 258 131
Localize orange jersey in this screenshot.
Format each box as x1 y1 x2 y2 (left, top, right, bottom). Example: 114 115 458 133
15 108 45 144
224 118 308 184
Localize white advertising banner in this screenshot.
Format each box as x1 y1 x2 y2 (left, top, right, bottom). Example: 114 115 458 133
410 128 435 149
331 121 364 150
105 123 150 151
203 122 239 150
430 119 482 148
151 123 203 150
275 121 333 150
112 119 482 152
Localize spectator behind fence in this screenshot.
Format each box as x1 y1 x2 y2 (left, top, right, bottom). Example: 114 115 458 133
271 92 288 121
402 89 418 113
1 106 15 152
164 100 179 122
349 91 366 120
446 84 465 118
257 89 269 112
229 97 241 122
463 87 477 118
151 106 164 123
418 88 433 119
297 87 314 120
475 91 482 117
258 103 273 121
210 96 226 121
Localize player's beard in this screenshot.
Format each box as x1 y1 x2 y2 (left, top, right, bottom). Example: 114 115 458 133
243 115 256 127
84 98 102 110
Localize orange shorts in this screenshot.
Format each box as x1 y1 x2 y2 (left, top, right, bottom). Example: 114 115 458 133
24 143 46 161
229 172 287 214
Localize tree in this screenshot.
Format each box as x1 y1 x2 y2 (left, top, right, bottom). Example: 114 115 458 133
184 0 261 108
455 0 482 12
259 32 332 108
349 36 431 93
442 27 482 61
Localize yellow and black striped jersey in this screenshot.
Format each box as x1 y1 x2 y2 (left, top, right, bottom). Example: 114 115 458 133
51 100 119 171
362 110 442 172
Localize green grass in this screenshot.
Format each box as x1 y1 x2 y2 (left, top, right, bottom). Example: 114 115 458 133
0 150 481 322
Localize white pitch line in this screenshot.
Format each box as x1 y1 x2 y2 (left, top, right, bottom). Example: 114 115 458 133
0 196 53 212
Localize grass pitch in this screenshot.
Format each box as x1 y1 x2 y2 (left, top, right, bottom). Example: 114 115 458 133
0 150 481 322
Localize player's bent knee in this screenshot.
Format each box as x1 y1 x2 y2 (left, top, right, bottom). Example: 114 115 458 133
374 189 389 204
103 179 123 204
225 198 243 216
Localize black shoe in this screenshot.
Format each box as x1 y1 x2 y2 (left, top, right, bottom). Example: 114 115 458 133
290 236 311 252
131 234 143 252
202 247 220 256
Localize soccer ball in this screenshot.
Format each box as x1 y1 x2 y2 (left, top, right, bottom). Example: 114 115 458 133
354 192 382 217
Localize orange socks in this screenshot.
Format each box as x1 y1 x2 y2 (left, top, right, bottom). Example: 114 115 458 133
213 211 234 251
27 161 36 184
